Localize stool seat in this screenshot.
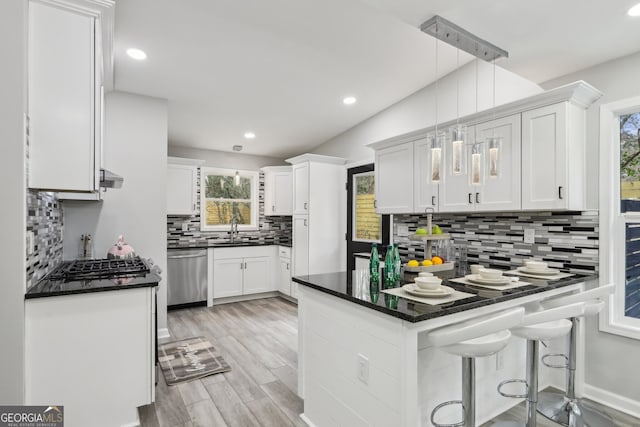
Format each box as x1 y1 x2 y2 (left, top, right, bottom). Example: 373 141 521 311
511 318 572 341
441 329 512 358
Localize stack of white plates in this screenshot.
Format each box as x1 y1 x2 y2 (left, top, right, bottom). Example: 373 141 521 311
517 266 560 276
402 283 455 298
465 274 512 286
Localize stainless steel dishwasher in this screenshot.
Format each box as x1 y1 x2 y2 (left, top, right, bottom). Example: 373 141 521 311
167 249 207 308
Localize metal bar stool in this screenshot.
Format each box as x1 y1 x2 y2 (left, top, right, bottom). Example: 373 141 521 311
428 307 525 427
536 284 615 427
495 302 585 427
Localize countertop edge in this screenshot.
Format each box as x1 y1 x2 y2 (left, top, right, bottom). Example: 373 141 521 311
25 276 160 300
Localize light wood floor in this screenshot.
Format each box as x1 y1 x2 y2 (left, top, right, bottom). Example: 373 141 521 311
140 297 639 427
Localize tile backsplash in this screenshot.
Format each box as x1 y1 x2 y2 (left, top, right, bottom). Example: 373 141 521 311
26 190 63 288
394 211 598 274
168 170 292 247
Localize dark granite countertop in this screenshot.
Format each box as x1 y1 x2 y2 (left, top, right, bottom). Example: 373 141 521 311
168 241 291 249
293 270 596 323
26 271 161 299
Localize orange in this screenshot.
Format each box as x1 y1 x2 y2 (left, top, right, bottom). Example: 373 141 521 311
421 259 433 266
431 256 444 265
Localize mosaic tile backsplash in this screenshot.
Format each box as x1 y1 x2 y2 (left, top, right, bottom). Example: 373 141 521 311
26 190 63 288
168 170 292 247
394 211 599 274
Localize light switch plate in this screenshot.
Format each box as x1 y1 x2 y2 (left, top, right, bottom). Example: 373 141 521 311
397 224 409 237
357 353 369 384
524 229 535 244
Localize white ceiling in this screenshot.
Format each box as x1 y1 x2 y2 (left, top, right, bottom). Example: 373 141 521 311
113 0 640 159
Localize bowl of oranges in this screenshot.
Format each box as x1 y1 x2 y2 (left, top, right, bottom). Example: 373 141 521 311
405 255 454 272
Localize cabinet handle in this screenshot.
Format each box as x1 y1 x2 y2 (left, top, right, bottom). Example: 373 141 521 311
240 262 243 270
558 186 563 200
468 193 473 204
272 205 275 212
431 196 436 206
374 199 377 208
304 202 308 210
304 219 307 226
287 263 290 270
476 192 480 204
244 262 247 269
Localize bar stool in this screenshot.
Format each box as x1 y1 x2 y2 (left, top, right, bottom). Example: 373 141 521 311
536 284 615 427
428 307 525 427
495 302 585 427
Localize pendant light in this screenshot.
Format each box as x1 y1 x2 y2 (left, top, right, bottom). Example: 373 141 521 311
429 21 445 184
486 58 502 179
449 34 467 176
234 170 240 186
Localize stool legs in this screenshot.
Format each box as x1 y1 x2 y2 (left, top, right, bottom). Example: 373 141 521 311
525 340 539 427
462 357 475 427
537 318 615 427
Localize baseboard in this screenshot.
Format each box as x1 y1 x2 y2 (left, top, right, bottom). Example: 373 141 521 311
157 328 170 340
212 292 280 305
299 413 317 427
583 383 640 419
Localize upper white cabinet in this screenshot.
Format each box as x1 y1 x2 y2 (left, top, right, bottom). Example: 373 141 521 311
522 102 585 210
167 157 202 216
262 166 293 216
413 137 440 213
27 0 113 193
374 141 414 214
368 81 602 213
292 163 310 215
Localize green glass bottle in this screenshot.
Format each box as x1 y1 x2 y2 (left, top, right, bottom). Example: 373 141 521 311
393 243 401 282
384 245 395 289
369 244 380 303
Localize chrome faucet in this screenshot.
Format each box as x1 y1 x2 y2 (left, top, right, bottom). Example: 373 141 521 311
230 214 239 242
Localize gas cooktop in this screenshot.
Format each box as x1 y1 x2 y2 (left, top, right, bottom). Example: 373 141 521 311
46 256 151 281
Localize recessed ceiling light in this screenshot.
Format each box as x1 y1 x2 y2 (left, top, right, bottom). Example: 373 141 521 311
629 3 640 16
243 131 256 139
343 96 357 105
126 48 147 60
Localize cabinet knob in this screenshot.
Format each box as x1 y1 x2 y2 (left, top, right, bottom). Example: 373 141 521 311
558 186 563 200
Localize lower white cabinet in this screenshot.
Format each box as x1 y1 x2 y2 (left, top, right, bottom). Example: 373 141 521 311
278 246 295 298
25 288 155 427
212 246 277 299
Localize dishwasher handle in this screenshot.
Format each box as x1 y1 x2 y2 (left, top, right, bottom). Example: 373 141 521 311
168 253 207 260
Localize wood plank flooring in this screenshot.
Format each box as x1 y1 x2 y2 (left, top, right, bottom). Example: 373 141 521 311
140 297 640 427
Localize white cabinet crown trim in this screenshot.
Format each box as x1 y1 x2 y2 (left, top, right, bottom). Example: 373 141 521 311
366 81 602 151
286 153 346 165
168 156 205 166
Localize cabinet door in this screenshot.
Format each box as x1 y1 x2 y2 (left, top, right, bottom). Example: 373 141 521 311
293 216 309 276
273 171 293 215
374 142 414 213
439 134 474 213
475 114 522 211
212 258 243 298
28 2 96 192
522 104 567 210
413 138 439 213
167 165 197 215
293 164 309 214
279 259 292 295
243 257 273 294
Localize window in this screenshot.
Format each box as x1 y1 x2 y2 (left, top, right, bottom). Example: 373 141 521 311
200 168 259 231
353 172 382 242
600 97 640 339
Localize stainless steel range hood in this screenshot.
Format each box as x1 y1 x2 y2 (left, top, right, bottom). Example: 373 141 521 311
100 169 124 189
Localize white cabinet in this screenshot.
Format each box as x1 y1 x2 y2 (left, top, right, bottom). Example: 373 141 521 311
522 102 585 210
28 0 105 193
413 137 439 212
278 246 294 297
262 166 293 216
167 163 198 215
293 163 310 214
374 141 414 214
212 246 276 299
287 154 346 277
26 288 155 427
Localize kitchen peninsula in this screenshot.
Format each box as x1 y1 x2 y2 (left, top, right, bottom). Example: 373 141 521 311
294 271 595 426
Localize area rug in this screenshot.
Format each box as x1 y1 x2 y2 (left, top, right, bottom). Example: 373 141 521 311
158 336 231 385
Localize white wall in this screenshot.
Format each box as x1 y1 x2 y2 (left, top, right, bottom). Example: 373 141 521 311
543 51 640 404
311 59 542 162
0 0 26 405
168 145 286 170
63 92 169 331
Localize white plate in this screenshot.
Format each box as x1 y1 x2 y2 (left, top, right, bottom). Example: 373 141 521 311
465 274 511 285
403 284 455 298
517 266 560 276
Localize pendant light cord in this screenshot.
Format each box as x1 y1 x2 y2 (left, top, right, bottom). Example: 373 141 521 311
434 23 439 136
455 35 460 126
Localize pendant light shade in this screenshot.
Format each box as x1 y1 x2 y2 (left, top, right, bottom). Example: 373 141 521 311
470 143 484 186
450 124 467 176
429 132 446 183
234 171 240 186
487 137 502 178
